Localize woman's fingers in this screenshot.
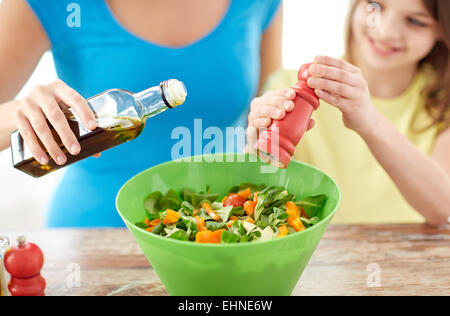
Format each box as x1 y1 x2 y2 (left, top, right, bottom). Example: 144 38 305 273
252 117 272 129
51 80 97 131
15 112 48 165
309 63 361 87
25 101 67 165
307 119 315 131
251 105 286 121
38 93 81 156
266 88 296 100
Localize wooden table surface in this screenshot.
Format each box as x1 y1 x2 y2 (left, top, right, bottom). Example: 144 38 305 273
2 224 449 296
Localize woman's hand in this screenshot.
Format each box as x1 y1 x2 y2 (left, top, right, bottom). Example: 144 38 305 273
307 56 379 137
13 79 98 165
246 88 315 154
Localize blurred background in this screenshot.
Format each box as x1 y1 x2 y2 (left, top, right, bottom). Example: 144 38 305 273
0 0 351 230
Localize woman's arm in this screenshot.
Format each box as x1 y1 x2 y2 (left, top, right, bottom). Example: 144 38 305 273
308 56 450 226
0 0 96 165
258 4 283 95
0 0 49 149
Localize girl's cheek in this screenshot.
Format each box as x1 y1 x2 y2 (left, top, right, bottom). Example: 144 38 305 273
405 29 438 61
351 3 370 45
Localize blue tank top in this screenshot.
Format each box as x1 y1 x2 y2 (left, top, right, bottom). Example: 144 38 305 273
26 0 281 227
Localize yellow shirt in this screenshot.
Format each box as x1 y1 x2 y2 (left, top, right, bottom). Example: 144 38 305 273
262 67 440 224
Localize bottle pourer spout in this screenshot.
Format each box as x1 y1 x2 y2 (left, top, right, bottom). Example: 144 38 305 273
162 79 187 108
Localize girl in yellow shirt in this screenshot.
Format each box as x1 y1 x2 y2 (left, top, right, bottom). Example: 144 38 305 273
247 0 450 226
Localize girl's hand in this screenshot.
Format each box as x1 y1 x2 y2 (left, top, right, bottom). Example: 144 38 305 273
307 56 379 137
246 88 315 154
13 79 98 165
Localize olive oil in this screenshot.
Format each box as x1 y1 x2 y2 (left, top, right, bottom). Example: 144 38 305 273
12 116 144 177
11 79 187 177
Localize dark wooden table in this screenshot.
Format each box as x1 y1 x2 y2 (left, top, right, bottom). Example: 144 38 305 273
2 224 449 296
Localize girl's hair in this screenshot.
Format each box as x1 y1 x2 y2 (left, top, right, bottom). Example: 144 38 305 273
344 0 450 131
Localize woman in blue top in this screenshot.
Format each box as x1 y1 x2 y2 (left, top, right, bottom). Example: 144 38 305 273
0 0 282 227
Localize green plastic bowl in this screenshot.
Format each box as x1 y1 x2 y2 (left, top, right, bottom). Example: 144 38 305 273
116 153 340 296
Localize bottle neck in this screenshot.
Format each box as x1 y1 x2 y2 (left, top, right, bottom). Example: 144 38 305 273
134 86 170 122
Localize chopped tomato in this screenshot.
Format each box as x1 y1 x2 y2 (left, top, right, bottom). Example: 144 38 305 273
223 194 247 207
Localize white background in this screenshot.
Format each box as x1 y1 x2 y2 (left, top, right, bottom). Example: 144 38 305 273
0 0 350 230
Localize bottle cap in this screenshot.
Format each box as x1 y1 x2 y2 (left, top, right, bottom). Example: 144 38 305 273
162 79 187 108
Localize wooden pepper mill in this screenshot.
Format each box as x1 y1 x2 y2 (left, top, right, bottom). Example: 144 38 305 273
256 63 320 168
4 236 46 296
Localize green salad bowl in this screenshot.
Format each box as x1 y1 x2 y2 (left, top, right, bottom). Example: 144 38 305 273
116 153 341 296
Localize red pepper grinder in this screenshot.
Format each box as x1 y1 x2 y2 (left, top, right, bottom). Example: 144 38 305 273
256 63 320 168
4 236 46 296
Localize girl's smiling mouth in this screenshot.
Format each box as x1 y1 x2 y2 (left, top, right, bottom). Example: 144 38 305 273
368 37 404 56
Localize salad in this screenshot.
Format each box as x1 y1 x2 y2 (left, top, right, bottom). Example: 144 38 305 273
135 184 327 244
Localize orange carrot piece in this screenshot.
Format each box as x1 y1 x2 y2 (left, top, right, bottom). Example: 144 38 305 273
244 200 257 216
230 216 239 221
149 219 161 226
287 217 305 232
195 216 207 232
246 217 255 224
195 229 224 244
277 224 289 238
226 220 235 228
286 202 305 232
193 209 199 217
162 209 180 225
237 187 252 199
286 201 300 218
144 218 152 227
202 202 221 221
146 226 155 233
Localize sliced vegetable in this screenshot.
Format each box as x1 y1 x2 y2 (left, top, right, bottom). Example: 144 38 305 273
244 200 257 217
195 216 207 232
223 194 247 208
221 231 240 243
201 202 221 221
159 189 181 211
237 187 252 199
137 184 326 243
144 191 163 220
286 202 305 232
214 205 234 223
277 225 288 238
162 209 181 225
295 195 327 218
287 217 305 232
169 230 189 241
195 230 224 244
206 221 227 231
191 192 219 208
246 217 255 224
